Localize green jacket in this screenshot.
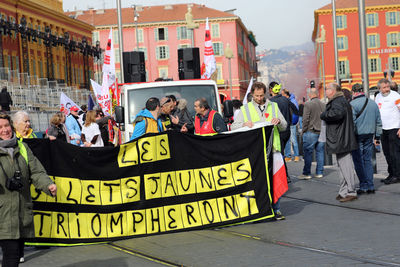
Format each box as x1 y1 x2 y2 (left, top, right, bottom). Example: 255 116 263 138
0 141 54 240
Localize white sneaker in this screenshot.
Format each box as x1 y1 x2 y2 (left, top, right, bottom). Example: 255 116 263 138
314 174 323 178
20 257 25 263
298 174 312 180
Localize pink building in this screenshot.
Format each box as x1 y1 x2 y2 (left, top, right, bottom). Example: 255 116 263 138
65 4 258 99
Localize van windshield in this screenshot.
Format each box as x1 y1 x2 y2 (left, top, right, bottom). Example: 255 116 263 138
127 84 218 123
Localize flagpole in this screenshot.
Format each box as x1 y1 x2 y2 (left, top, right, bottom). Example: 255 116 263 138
116 0 124 83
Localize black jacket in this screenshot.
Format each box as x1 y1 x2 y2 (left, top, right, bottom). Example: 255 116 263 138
270 94 299 132
320 92 358 154
0 88 12 110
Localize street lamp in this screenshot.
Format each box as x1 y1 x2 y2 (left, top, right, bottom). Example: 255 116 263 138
133 5 140 51
224 43 234 99
316 24 326 100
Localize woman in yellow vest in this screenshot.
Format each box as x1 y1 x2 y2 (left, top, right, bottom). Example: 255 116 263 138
13 111 37 140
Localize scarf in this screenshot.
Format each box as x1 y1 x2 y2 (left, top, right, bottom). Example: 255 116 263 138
0 133 17 157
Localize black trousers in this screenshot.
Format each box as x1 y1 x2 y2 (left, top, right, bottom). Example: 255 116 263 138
381 129 400 178
0 239 23 267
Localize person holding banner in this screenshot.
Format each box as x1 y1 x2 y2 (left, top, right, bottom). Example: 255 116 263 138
65 106 82 146
0 112 56 266
231 82 287 220
130 97 165 141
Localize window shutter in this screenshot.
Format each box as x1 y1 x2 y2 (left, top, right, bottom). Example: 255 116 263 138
156 47 159 60
188 28 193 40
387 33 391 47
343 15 347 29
398 33 400 46
397 11 400 25
368 59 372 73
386 12 390 25
154 28 158 41
378 58 382 72
377 34 380 48
345 36 348 50
177 27 181 40
375 13 379 26
345 60 350 74
165 28 169 41
166 46 169 59
221 42 224 56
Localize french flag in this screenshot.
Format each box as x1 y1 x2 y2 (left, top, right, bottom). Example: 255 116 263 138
273 152 288 203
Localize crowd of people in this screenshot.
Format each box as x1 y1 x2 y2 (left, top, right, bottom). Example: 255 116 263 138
0 77 399 266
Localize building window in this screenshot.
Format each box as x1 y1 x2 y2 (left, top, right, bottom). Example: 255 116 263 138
178 44 190 49
336 15 347 29
213 42 224 56
113 30 118 44
137 28 144 43
368 58 381 72
92 31 99 43
367 34 380 48
156 46 169 60
158 67 168 79
366 13 379 27
115 48 120 63
387 32 399 47
155 27 168 41
386 11 399 25
390 57 399 71
338 60 349 76
337 36 348 50
211 24 220 38
177 26 191 40
238 43 244 58
216 63 223 82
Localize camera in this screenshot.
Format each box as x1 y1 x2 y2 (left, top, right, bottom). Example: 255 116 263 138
5 170 23 191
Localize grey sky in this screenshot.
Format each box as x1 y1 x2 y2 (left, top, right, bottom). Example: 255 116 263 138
63 0 330 50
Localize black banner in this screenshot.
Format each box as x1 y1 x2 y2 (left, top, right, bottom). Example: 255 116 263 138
25 126 274 245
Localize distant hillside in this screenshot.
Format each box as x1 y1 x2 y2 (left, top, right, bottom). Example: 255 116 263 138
257 42 317 100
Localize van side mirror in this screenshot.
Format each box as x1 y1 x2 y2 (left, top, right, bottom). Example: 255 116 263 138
223 100 233 118
115 106 124 123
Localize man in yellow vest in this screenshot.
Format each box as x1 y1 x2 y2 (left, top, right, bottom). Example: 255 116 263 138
231 81 287 220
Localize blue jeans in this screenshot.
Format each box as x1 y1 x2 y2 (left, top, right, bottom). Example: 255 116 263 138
351 134 374 190
302 131 325 175
272 198 281 213
284 125 299 158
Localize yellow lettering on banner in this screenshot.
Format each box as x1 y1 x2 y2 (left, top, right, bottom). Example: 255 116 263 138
146 207 166 234
55 177 82 204
212 163 235 191
118 142 139 167
69 213 89 239
236 191 259 218
51 212 70 238
181 202 202 228
30 184 47 202
81 180 101 205
100 179 122 205
231 158 252 185
199 199 221 225
176 170 196 195
161 172 178 198
33 211 52 238
194 168 215 193
127 210 146 236
88 213 108 238
107 212 126 237
138 136 157 163
156 134 170 161
121 177 141 203
217 195 240 221
164 204 184 231
144 173 161 200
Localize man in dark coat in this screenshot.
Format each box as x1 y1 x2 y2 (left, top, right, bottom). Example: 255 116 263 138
321 83 358 202
0 86 13 111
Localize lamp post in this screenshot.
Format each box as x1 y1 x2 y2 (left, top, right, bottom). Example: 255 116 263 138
224 43 234 99
63 32 72 86
358 0 369 96
316 24 326 100
81 37 89 89
0 16 4 69
44 26 54 81
18 17 29 75
95 40 101 83
133 5 139 51
332 0 340 85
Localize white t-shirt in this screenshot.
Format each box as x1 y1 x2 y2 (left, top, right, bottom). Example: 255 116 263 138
375 90 400 130
82 123 104 147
